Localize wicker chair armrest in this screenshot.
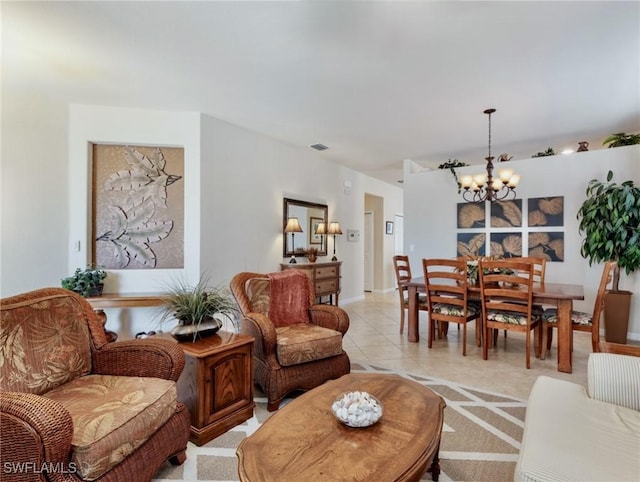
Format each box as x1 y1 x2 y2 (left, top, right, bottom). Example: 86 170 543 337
1 392 75 473
240 313 278 367
92 338 185 381
588 353 640 411
309 304 350 335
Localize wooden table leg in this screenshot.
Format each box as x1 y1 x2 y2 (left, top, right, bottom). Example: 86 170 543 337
426 441 441 481
407 285 419 342
556 299 572 373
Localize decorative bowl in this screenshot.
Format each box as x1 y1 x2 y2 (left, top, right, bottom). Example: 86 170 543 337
331 391 383 427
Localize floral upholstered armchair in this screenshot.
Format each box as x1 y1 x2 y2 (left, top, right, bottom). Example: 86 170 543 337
230 270 350 411
0 288 191 481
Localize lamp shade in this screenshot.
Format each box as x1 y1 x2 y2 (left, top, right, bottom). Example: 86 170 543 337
314 222 327 235
284 217 303 233
327 222 342 235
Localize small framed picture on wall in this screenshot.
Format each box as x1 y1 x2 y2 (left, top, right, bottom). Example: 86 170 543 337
385 221 394 235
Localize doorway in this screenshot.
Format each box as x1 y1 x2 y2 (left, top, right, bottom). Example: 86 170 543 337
364 211 374 292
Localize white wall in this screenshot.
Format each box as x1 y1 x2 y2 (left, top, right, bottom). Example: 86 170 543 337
1 104 403 337
404 146 640 340
1 91 69 294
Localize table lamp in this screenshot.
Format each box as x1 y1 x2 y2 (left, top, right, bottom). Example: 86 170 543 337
327 221 343 261
284 217 303 264
315 221 327 254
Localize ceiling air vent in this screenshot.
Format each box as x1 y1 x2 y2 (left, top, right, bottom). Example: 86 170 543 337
309 143 328 151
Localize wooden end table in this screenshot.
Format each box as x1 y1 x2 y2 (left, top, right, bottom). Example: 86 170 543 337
173 331 255 446
237 373 446 481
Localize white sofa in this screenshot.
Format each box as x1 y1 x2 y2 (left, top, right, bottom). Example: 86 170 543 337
515 353 640 482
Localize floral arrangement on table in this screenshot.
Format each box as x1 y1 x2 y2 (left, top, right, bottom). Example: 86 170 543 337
457 255 513 285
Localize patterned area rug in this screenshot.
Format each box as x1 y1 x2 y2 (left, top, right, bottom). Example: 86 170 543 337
153 361 527 482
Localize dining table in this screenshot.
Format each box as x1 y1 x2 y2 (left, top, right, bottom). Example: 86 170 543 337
402 277 584 373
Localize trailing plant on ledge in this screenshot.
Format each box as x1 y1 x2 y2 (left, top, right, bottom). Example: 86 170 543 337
602 132 640 148
531 147 555 158
438 159 469 193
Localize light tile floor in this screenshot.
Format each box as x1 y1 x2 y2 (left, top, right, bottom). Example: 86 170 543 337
341 291 591 400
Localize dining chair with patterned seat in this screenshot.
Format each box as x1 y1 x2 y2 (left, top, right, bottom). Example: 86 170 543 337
479 259 543 369
393 255 429 335
540 260 616 359
423 258 481 356
495 256 547 343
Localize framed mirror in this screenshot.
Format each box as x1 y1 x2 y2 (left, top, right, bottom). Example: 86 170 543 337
283 198 329 258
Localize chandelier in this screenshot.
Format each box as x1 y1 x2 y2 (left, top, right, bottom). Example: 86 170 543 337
459 108 520 202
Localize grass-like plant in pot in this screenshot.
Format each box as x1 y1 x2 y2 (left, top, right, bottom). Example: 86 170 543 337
61 266 107 297
577 170 640 343
160 276 238 342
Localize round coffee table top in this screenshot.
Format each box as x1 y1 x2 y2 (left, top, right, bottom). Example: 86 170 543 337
237 373 446 482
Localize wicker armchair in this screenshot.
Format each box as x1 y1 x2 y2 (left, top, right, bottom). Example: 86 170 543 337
0 288 190 482
230 271 350 411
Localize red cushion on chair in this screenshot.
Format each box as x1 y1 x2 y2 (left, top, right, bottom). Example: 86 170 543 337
268 271 311 327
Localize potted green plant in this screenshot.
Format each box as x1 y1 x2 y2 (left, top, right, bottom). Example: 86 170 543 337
61 266 107 297
577 170 640 343
602 132 640 148
159 276 238 342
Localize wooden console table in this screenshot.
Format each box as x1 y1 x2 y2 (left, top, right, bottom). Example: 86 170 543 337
85 292 169 342
280 261 342 305
173 331 255 446
85 292 168 309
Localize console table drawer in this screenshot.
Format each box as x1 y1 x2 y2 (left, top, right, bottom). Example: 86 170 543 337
280 261 341 306
316 280 338 294
316 266 338 279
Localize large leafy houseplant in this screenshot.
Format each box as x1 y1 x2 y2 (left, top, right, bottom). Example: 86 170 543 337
159 276 238 342
577 170 640 343
577 170 640 289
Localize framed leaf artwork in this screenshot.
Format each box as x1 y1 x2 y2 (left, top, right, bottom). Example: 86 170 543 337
528 197 564 227
490 233 522 258
457 233 486 257
92 144 185 269
490 200 522 227
528 232 565 262
457 202 485 228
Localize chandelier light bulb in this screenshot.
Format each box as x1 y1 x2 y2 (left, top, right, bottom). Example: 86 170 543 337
507 174 521 188
498 169 513 183
460 175 473 188
491 179 504 191
473 174 486 187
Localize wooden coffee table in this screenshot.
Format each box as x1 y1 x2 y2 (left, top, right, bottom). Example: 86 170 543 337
237 373 446 481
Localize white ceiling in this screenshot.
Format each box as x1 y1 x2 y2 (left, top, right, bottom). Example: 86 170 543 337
4 1 639 185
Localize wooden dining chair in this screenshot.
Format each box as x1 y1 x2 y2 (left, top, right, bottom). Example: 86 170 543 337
422 258 481 356
540 261 616 359
479 259 543 369
393 255 428 335
496 256 547 341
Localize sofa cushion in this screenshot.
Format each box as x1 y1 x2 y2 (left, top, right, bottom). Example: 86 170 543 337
515 376 640 482
0 293 92 395
275 324 343 366
44 374 177 481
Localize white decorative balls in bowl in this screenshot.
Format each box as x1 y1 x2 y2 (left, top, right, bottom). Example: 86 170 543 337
331 391 383 427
